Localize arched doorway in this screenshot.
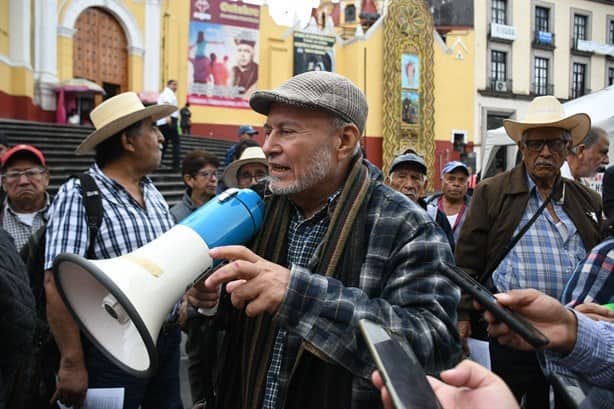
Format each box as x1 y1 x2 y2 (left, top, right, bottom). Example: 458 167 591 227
72 7 128 122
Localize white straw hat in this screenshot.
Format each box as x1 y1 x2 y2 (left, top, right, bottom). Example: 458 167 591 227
503 96 590 147
76 92 176 154
222 146 268 188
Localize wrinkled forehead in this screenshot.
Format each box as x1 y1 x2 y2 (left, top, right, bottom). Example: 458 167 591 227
523 127 567 140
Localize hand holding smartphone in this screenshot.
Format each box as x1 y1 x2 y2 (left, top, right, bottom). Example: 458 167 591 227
359 319 443 409
441 262 549 348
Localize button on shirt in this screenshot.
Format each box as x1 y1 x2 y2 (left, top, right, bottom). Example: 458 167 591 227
1 194 49 251
492 175 586 298
262 192 339 409
44 164 174 269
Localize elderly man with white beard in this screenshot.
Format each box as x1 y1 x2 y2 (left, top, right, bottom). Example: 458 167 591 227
186 71 461 409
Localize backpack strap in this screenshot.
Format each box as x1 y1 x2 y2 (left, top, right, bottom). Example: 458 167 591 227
77 173 103 259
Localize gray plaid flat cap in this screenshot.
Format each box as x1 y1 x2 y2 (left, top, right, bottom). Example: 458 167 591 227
249 71 368 134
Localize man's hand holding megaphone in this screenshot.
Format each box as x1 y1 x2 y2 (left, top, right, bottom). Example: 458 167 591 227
187 245 290 317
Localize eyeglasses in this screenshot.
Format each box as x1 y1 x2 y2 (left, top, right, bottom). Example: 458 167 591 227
238 170 267 183
523 139 567 153
194 170 217 179
1 167 47 183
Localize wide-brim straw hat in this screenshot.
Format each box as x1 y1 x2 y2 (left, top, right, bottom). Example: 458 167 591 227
503 96 590 147
222 146 268 188
76 92 176 154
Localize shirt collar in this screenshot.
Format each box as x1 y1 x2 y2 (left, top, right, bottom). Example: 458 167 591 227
290 189 342 223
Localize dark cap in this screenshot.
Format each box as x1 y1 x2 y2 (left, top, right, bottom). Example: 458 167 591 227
250 71 369 135
389 153 427 175
440 161 469 178
238 125 258 136
1 144 46 169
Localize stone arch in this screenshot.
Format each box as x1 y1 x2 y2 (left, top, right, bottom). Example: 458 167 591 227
60 0 143 55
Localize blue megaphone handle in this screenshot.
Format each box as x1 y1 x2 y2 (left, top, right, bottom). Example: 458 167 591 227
179 189 265 258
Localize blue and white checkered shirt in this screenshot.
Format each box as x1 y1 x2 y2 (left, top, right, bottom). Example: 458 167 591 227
262 192 339 409
492 175 586 298
44 164 174 269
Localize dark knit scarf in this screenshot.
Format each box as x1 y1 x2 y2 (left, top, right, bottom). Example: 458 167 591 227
214 155 372 409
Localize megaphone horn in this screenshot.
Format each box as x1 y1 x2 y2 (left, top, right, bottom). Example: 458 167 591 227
53 188 264 377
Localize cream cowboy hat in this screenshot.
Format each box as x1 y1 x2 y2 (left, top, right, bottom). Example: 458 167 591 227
76 92 176 154
222 146 268 188
503 96 590 147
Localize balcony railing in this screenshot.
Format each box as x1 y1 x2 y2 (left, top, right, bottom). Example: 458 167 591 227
489 22 516 41
533 30 555 48
531 82 554 96
488 78 513 93
570 86 591 99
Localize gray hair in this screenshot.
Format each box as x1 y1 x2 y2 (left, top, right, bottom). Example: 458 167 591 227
520 129 571 144
583 127 607 148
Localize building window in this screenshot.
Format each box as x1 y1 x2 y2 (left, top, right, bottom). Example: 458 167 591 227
492 0 506 25
609 67 614 86
571 62 587 98
345 5 356 23
609 19 614 45
534 57 549 95
491 50 507 80
573 14 588 41
535 7 550 32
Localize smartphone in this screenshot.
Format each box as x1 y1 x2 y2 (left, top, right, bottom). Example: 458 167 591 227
442 262 550 348
358 319 443 409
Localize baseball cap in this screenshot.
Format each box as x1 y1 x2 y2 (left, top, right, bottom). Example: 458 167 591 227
238 125 258 136
1 144 46 169
389 153 427 175
249 71 369 135
441 161 469 178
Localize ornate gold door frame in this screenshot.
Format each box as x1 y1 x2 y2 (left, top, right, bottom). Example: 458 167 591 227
382 0 435 185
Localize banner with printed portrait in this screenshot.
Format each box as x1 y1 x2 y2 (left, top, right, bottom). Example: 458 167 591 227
293 31 335 75
187 0 260 108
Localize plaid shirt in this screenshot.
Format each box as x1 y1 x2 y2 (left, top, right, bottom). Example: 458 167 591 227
492 175 586 298
45 164 174 269
1 194 49 251
262 192 339 409
263 184 461 408
561 237 614 305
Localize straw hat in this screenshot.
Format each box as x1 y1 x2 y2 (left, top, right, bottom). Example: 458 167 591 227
76 92 176 154
222 146 268 188
503 96 590 147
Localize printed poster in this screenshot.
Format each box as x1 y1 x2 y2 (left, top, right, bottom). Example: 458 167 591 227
187 0 261 108
293 31 335 75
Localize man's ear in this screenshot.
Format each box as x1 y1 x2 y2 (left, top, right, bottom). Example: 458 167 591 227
121 132 136 153
575 143 586 157
335 123 360 162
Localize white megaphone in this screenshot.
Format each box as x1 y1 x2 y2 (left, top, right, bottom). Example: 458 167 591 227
52 188 264 377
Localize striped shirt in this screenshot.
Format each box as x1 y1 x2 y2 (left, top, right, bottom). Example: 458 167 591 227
492 175 586 298
45 164 174 269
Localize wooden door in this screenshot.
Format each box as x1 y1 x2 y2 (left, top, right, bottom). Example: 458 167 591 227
73 7 128 98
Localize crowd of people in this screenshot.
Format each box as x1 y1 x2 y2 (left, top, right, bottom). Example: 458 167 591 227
0 71 612 409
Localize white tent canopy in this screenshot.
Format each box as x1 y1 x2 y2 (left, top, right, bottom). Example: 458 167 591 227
481 85 614 176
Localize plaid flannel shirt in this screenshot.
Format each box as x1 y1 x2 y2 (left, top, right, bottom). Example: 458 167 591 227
492 175 586 297
1 193 49 251
264 183 461 408
44 164 174 269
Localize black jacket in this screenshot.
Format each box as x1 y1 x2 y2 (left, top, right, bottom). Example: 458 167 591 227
0 228 36 409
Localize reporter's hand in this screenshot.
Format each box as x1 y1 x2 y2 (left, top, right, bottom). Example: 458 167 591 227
482 289 577 352
371 360 519 409
51 359 88 409
574 302 614 322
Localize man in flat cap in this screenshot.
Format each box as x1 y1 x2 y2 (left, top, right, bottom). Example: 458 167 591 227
43 92 182 409
455 96 602 407
188 71 461 408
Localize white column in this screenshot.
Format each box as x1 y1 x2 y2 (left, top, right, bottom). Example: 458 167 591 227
34 0 59 110
9 0 32 69
144 0 161 92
